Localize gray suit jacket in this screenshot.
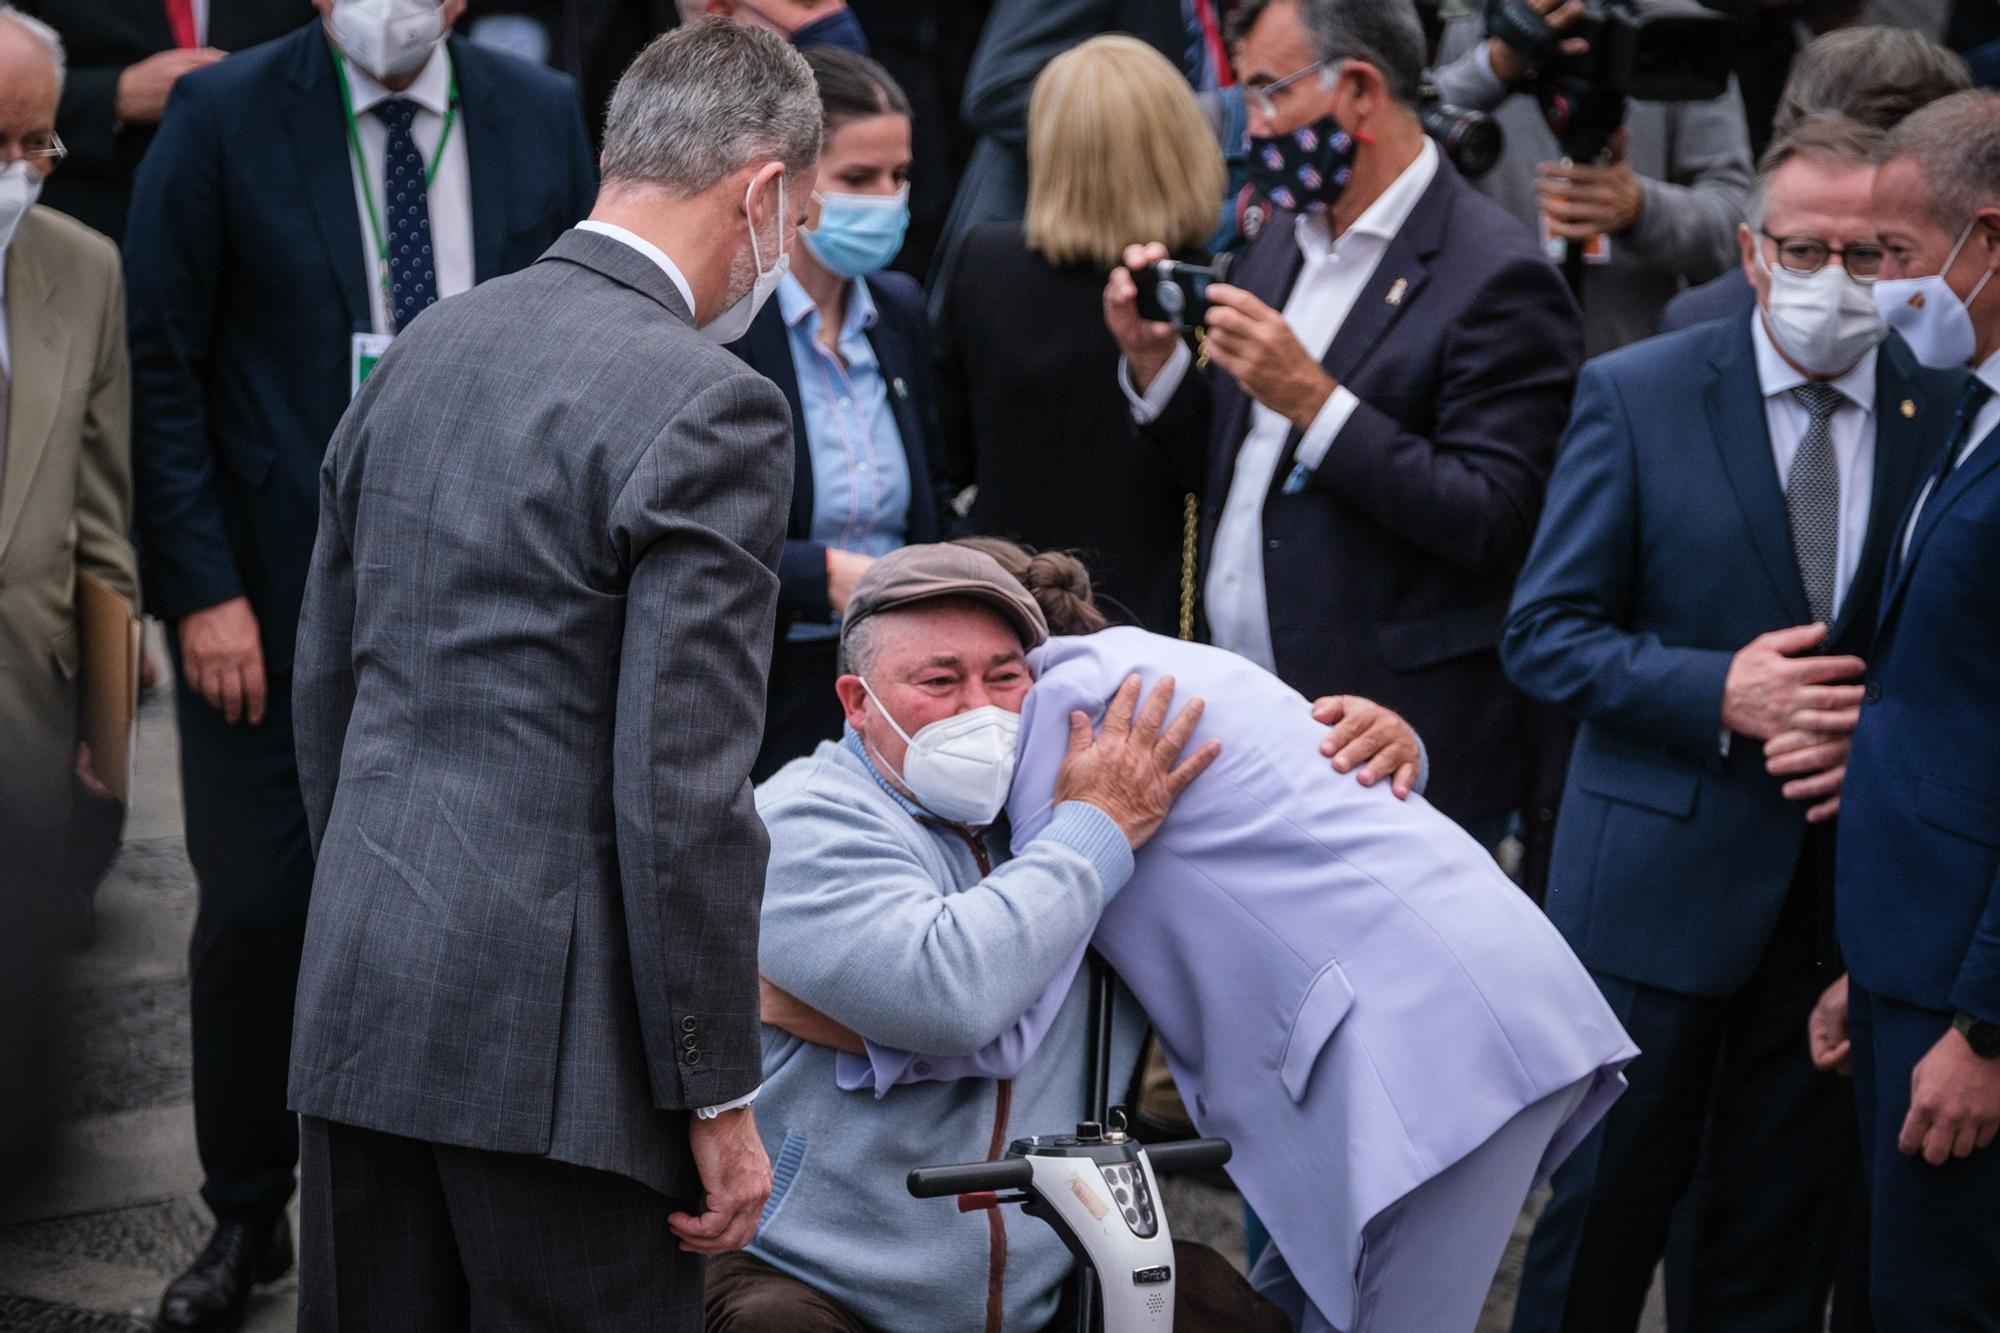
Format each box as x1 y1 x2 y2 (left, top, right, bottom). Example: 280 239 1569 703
288 229 793 1198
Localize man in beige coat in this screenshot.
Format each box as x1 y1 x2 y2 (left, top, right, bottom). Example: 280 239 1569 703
0 6 137 921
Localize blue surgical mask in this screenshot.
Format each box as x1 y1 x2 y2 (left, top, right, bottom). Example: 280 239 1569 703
803 186 910 279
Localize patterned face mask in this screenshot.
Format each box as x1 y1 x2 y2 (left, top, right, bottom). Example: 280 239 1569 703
1245 114 1358 215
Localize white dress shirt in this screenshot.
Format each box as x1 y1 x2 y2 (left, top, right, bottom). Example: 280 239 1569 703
1121 140 1440 672
1750 314 1877 620
336 46 474 337
567 218 756 1120
574 219 699 318
1901 346 2000 560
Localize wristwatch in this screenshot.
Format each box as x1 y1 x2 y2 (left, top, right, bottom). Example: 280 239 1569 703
1953 1012 2000 1059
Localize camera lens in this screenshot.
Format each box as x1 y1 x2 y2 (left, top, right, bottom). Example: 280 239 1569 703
1159 283 1186 317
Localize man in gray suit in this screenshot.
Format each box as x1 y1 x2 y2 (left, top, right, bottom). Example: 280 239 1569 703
287 19 818 1328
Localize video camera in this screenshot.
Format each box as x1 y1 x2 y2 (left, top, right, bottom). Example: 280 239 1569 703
1419 75 1503 179
1484 0 1734 160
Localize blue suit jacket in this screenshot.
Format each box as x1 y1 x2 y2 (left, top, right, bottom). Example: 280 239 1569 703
1839 414 2000 1023
1139 163 1584 823
1503 316 1956 996
730 270 943 632
126 25 596 673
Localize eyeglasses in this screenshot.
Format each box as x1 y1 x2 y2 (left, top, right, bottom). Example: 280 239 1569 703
1245 60 1331 120
1761 229 1885 282
2 131 67 166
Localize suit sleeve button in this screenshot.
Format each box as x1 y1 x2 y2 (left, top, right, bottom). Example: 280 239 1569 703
684 1048 702 1066
682 1016 698 1033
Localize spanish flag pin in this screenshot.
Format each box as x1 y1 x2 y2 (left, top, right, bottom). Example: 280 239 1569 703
1902 399 1917 418
1386 278 1408 307
893 376 909 400
1908 290 1927 309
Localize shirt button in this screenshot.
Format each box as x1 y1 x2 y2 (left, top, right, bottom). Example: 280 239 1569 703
858 462 871 472
838 397 852 408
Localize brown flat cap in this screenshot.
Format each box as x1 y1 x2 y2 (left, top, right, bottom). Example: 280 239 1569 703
841 544 1049 652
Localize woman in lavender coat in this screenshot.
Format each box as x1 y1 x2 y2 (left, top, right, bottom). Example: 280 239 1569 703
830 544 1638 1332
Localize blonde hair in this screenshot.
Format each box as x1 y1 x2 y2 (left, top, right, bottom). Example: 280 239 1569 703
1024 35 1227 270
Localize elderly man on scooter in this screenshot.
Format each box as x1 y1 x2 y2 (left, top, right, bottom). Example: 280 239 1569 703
709 543 1419 1331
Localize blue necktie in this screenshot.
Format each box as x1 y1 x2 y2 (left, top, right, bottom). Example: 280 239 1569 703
1895 376 1994 580
375 98 437 332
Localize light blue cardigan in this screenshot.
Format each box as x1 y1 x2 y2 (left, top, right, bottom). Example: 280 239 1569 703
745 732 1145 1332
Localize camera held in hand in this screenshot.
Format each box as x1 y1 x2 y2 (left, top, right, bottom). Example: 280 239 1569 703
1135 259 1227 332
1419 75 1502 179
1484 0 1733 160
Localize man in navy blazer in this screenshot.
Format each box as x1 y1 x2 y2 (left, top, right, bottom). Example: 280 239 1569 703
1502 117 1960 1331
1811 93 2000 1329
1104 0 1580 841
124 4 593 1326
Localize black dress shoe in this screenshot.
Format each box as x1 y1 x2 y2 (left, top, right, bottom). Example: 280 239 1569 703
156 1216 293 1332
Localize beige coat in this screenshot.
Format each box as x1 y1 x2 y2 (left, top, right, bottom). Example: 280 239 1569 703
0 204 137 842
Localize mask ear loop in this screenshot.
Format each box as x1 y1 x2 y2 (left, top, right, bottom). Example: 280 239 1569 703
745 169 786 280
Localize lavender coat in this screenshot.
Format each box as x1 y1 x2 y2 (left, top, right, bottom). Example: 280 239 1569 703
851 628 1636 1327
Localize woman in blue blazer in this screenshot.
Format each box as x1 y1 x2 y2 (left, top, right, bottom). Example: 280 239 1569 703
730 48 945 780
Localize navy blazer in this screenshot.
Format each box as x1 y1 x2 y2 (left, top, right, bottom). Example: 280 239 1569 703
1839 409 2000 1023
1139 162 1583 822
1504 315 1956 997
126 25 596 674
1658 268 1755 335
729 270 942 632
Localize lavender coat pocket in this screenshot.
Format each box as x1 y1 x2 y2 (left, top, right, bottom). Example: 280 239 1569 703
1280 958 1357 1102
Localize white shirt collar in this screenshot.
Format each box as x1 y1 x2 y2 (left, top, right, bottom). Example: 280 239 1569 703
1973 344 2000 399
1750 311 1878 415
1297 137 1439 262
337 39 455 119
574 220 700 319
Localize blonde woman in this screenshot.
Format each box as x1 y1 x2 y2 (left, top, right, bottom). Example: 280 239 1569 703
933 34 1226 635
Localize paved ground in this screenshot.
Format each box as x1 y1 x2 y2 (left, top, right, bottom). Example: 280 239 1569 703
0 635 1662 1332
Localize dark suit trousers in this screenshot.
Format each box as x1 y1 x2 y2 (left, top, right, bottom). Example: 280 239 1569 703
1513 848 1856 1333
174 661 314 1225
1848 985 2000 1332
298 1116 704 1331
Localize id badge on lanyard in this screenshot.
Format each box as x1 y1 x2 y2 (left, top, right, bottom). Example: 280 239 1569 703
333 46 458 393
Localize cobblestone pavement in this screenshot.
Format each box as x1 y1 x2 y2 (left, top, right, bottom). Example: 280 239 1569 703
0 641 1661 1332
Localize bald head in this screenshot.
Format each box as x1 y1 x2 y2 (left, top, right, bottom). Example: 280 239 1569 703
0 7 62 99
0 8 62 173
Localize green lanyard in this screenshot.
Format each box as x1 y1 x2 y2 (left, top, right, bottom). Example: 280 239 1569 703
332 47 460 321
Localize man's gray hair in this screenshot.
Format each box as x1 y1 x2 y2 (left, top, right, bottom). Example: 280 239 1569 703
1745 112 1886 229
1299 0 1425 107
1774 27 1970 137
839 614 885 680
1886 90 2000 234
599 19 820 195
0 5 67 97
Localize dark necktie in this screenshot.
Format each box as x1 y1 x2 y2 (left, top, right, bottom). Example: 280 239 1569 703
1787 382 1845 625
374 98 438 333
1924 377 1994 503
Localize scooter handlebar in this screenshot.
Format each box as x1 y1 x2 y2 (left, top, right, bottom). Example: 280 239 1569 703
1141 1137 1232 1176
907 1159 1035 1198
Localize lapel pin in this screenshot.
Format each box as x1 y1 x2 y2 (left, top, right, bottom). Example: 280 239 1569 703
892 376 909 400
1385 278 1408 307
1902 399 1917 418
